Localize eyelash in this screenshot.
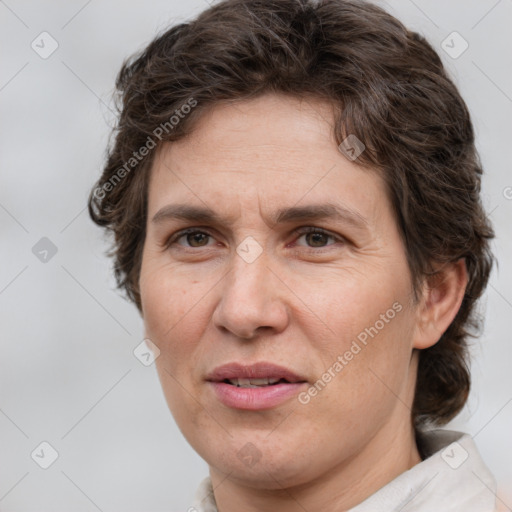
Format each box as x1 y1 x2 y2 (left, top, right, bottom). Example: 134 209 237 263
164 226 345 251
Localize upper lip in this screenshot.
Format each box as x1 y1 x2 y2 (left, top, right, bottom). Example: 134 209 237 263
206 362 307 383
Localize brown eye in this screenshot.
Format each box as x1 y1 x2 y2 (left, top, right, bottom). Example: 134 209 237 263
185 231 211 247
294 227 342 249
304 231 330 247
166 229 215 249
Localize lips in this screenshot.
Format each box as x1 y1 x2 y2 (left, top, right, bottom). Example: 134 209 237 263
206 362 308 410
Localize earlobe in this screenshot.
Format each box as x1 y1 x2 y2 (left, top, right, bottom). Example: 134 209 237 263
413 258 468 350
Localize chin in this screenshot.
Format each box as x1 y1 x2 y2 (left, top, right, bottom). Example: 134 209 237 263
197 434 324 490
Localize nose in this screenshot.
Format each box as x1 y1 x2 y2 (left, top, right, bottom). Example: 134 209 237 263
211 249 289 340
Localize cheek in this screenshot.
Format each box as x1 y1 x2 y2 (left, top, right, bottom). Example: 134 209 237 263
141 256 189 324
140 260 204 362
298 263 409 341
330 306 414 408
140 263 212 419
306 267 415 396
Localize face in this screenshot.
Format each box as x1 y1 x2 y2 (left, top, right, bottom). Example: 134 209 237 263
139 93 421 489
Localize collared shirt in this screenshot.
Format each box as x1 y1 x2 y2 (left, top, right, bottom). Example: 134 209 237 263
192 429 498 511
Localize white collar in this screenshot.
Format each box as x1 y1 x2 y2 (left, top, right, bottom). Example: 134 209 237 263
192 430 497 511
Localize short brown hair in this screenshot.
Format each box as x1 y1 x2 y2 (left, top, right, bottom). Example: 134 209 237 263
88 0 495 429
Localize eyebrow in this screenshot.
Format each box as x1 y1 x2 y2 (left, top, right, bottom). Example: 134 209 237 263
152 202 369 231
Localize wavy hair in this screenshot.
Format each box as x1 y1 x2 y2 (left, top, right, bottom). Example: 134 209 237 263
88 0 495 429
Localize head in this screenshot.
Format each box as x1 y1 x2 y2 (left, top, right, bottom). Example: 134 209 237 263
89 0 494 492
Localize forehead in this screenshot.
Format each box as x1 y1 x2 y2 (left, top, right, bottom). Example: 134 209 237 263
147 93 392 231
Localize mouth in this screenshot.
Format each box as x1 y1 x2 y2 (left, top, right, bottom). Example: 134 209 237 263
206 361 307 385
206 362 308 410
221 377 293 388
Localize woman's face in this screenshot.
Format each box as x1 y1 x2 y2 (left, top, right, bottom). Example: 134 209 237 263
139 93 421 489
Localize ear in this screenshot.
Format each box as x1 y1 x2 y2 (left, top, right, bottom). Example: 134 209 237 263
413 258 468 350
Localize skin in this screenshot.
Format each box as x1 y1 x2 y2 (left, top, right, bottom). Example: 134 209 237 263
139 93 467 511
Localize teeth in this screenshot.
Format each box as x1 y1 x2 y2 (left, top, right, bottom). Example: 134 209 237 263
227 377 282 387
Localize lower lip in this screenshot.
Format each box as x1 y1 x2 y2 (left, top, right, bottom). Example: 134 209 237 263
209 381 307 410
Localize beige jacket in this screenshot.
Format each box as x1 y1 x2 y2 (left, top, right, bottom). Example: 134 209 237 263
192 430 498 511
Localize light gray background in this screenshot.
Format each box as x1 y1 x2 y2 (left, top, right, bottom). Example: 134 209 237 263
1 0 511 510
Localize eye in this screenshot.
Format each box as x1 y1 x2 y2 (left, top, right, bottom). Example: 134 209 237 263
292 227 343 249
165 228 216 249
